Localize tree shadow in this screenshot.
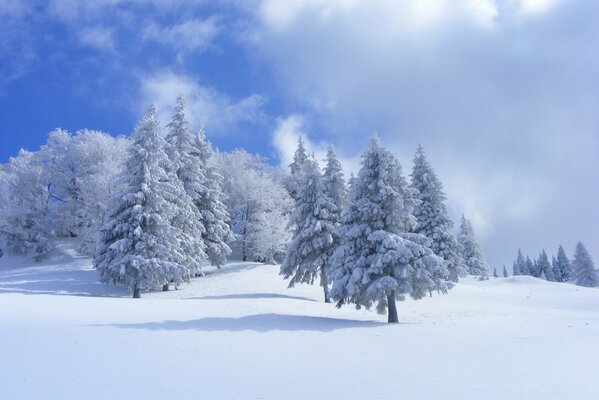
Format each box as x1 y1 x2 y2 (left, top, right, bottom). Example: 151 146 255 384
188 293 317 302
94 313 385 333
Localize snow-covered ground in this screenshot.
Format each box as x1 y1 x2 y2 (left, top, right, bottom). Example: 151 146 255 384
1 241 598 400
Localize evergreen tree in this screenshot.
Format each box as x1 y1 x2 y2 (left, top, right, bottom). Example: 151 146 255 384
330 137 448 323
286 136 308 201
164 96 209 279
95 106 189 298
537 250 554 281
525 256 534 278
194 125 234 268
531 258 541 278
515 249 528 275
321 146 347 300
458 215 489 279
554 245 571 282
322 146 347 210
493 268 498 278
503 265 508 277
410 145 465 282
281 157 338 302
571 242 598 287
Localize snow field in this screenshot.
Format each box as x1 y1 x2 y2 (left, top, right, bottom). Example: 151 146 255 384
1 245 598 400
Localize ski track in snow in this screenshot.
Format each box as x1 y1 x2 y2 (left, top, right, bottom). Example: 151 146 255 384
1 241 598 400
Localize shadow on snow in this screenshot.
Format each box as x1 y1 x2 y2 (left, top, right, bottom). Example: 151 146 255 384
93 313 385 332
188 293 317 302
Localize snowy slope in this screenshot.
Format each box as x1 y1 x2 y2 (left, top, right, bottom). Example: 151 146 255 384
1 241 598 400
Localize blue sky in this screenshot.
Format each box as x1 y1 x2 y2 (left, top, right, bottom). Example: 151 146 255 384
1 0 598 268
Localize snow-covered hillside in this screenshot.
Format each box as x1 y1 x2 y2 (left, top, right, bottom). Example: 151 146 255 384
1 241 598 400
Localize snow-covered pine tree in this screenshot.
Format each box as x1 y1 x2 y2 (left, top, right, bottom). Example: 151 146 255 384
410 145 465 282
322 145 347 211
193 125 234 268
571 242 598 287
164 95 210 279
514 249 527 275
531 258 541 278
458 215 489 279
330 137 448 323
554 245 571 282
321 145 347 300
286 136 308 201
165 95 233 270
503 265 508 277
95 105 190 298
525 256 534 278
281 156 338 303
493 268 498 278
537 249 554 281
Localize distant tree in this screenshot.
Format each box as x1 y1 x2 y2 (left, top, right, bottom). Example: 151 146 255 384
410 145 465 282
525 256 534 278
530 257 541 278
553 245 571 282
513 249 527 275
330 137 448 323
458 215 489 279
503 265 508 277
537 250 555 281
95 106 190 298
286 136 308 201
214 150 292 262
281 157 338 302
247 208 290 264
571 242 598 287
493 268 498 278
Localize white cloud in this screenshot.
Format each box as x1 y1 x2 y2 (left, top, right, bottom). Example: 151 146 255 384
139 71 264 136
258 0 499 32
518 0 560 15
271 114 361 177
79 26 116 51
247 0 599 267
143 17 221 55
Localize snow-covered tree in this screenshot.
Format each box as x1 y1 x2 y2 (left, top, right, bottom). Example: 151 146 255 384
530 257 541 278
553 245 571 282
286 136 308 201
458 215 489 279
493 268 498 278
95 106 191 297
513 249 527 276
281 157 338 302
194 126 234 267
214 149 292 262
503 265 508 277
330 137 448 323
537 250 554 281
166 96 220 275
410 145 465 282
571 242 598 287
525 256 534 278
247 208 290 264
322 146 347 210
0 150 54 260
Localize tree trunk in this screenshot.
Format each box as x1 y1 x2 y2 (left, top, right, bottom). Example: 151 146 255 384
320 266 331 303
387 291 398 323
162 284 169 292
133 286 141 299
